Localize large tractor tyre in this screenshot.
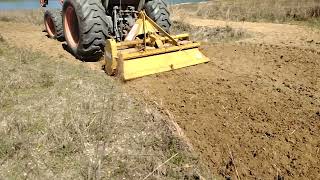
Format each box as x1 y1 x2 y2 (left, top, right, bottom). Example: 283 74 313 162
62 0 111 61
44 9 64 41
145 0 171 32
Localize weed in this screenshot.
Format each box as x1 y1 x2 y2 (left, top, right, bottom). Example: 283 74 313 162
112 161 129 177
0 16 10 22
40 72 54 88
0 33 5 43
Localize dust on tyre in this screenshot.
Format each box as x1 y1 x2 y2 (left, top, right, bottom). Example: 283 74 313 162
62 0 112 61
44 9 64 41
145 0 171 32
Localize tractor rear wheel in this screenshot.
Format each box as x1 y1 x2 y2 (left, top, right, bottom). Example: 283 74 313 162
44 9 64 41
62 0 112 61
145 0 171 32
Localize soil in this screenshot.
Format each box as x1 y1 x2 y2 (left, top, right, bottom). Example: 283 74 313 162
0 15 319 179
127 43 320 179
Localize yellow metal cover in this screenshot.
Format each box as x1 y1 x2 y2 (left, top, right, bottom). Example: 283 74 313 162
122 48 209 80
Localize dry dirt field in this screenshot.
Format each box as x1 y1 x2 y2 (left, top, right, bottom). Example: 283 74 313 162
0 4 319 179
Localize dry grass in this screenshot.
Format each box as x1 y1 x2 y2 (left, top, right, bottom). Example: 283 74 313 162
1 1 320 27
0 41 211 179
0 9 43 25
174 0 320 27
0 33 4 42
199 0 320 22
171 20 248 42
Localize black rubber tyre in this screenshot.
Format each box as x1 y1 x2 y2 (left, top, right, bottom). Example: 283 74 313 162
62 0 112 61
145 0 171 32
44 9 64 41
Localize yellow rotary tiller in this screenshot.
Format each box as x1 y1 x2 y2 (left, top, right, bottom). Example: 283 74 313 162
104 11 209 81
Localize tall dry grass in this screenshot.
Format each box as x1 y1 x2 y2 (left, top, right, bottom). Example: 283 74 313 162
181 0 320 24
171 20 248 42
0 9 44 25
1 1 320 26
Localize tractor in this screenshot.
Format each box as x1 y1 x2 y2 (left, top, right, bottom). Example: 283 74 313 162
41 0 209 80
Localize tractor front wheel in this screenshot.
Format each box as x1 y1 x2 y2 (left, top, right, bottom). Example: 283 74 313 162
62 0 112 61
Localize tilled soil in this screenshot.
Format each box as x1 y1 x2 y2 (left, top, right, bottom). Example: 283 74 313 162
126 43 320 179
0 19 319 179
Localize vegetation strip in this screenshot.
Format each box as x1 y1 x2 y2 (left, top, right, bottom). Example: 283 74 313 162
0 41 210 179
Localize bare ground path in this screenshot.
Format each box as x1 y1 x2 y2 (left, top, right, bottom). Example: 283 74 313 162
0 18 319 179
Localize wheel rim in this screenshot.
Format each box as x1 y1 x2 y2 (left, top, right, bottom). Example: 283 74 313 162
64 4 80 48
45 15 56 38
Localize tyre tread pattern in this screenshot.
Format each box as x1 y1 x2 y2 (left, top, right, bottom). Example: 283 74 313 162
145 0 171 32
63 0 112 61
45 9 64 41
